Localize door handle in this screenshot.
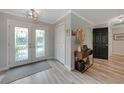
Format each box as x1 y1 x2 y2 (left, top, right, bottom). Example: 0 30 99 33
29 43 35 48
29 43 36 48
28 43 32 48
29 46 32 48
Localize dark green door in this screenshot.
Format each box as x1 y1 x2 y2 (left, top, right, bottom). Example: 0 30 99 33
93 27 108 59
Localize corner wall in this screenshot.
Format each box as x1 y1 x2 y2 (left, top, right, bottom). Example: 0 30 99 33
54 13 72 70
112 27 124 55
71 13 94 70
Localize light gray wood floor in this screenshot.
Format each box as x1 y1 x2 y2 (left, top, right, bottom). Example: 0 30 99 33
0 55 124 84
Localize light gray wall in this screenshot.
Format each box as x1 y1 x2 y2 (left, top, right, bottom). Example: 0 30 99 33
0 12 54 70
112 27 124 55
71 13 93 47
54 13 94 70
54 14 72 70
71 13 93 70
0 13 7 69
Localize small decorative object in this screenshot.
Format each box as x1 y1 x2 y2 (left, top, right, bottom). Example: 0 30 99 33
77 45 81 52
113 33 124 40
75 60 85 72
81 45 88 51
85 57 90 64
72 30 76 36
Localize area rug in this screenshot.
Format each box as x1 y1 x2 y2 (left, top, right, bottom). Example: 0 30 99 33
0 61 51 84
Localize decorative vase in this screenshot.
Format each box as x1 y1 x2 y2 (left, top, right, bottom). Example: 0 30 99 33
77 45 81 52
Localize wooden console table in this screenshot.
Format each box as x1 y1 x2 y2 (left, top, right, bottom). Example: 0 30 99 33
74 49 93 73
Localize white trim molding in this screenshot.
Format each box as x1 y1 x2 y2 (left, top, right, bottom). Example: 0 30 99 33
0 67 9 72
54 10 71 24
71 10 96 26
64 64 71 71
54 10 96 26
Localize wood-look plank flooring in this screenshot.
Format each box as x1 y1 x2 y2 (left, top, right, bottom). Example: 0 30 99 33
0 55 124 84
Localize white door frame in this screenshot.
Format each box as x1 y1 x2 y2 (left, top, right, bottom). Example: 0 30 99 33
31 24 47 62
55 22 66 65
7 20 48 67
7 19 32 67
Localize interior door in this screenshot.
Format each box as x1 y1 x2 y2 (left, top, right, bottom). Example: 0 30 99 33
93 27 108 59
31 26 46 62
55 23 65 64
9 20 32 67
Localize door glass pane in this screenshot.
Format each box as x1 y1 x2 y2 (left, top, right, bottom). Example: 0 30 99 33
15 27 28 62
36 30 45 57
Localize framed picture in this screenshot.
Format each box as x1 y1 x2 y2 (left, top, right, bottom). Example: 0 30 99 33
113 33 124 40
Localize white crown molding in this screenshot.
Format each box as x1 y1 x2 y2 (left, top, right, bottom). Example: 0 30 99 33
94 21 108 28
0 9 97 26
53 10 71 24
71 10 96 26
53 9 96 26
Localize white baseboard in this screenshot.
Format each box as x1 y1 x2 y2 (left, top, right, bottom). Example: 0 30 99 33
54 58 72 71
47 57 55 60
0 67 9 72
64 64 71 71
112 53 124 56
71 66 75 71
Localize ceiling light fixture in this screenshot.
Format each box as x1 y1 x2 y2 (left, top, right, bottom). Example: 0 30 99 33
110 15 124 24
115 15 124 22
27 9 39 20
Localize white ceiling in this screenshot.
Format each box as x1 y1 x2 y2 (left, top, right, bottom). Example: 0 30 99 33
0 9 70 24
0 9 124 25
72 9 124 25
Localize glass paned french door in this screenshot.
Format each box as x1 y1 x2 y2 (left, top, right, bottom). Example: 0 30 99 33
15 27 28 62
8 20 46 67
35 30 45 58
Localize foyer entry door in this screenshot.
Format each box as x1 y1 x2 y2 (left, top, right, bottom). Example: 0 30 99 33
93 27 108 59
8 20 46 67
31 26 46 62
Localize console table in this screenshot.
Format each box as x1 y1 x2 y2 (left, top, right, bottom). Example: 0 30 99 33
74 49 93 73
